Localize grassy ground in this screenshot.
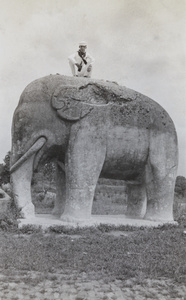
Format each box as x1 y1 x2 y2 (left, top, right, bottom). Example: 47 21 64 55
0 222 186 285
1 205 186 300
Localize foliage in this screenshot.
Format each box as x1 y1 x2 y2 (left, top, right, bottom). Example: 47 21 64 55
175 176 186 199
19 225 43 234
0 200 19 232
177 212 186 227
32 161 56 186
43 162 56 182
0 152 11 185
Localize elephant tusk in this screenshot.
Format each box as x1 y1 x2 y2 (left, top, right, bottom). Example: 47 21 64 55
57 161 65 172
10 137 47 173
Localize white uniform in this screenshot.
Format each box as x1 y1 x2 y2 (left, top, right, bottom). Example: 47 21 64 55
68 51 95 77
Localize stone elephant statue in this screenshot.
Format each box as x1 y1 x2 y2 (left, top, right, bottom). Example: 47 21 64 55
10 74 178 222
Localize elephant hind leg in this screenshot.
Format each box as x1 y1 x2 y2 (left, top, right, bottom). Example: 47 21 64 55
125 182 146 218
144 165 177 221
144 133 178 222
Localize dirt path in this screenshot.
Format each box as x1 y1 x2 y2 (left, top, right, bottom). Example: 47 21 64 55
0 271 185 300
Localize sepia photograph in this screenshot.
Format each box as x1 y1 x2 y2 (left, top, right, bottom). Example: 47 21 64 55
0 0 185 299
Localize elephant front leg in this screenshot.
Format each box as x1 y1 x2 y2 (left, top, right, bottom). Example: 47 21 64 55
63 185 96 221
11 155 35 219
61 126 106 222
10 137 46 219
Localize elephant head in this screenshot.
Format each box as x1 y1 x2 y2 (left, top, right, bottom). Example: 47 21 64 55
51 85 94 121
51 82 130 121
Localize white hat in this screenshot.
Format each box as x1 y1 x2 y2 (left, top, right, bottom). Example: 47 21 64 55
79 41 87 47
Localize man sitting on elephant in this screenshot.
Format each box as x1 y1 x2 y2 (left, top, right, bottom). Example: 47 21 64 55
68 41 95 78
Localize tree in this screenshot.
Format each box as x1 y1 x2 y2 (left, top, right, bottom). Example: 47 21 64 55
175 176 186 199
0 151 11 185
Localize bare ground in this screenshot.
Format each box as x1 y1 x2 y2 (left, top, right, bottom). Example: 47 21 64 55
0 269 186 300
0 220 186 300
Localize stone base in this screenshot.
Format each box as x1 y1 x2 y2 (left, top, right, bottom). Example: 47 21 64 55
18 214 178 229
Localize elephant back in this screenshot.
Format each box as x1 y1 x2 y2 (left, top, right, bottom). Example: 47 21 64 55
14 74 177 137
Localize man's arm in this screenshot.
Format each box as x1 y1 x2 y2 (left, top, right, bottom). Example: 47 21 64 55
68 53 82 70
68 53 77 65
86 53 95 72
86 53 95 64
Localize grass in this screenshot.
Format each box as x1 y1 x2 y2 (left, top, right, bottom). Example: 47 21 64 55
0 224 186 284
0 203 186 285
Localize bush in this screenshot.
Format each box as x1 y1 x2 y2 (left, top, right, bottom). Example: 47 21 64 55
19 225 42 234
0 201 19 232
0 152 11 185
177 213 186 227
175 176 186 198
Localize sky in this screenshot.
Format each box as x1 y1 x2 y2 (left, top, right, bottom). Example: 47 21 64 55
0 0 185 175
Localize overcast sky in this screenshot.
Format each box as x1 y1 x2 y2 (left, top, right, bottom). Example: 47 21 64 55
0 0 185 176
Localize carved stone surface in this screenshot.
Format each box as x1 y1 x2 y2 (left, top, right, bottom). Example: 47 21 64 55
10 74 178 222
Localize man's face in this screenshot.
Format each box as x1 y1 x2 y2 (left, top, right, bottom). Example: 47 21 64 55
79 45 87 53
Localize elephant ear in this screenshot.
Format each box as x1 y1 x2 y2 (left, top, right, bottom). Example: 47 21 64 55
51 86 94 121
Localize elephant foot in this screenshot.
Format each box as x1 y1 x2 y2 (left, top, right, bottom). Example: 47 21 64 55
52 203 65 217
52 208 62 217
143 212 174 223
19 203 35 219
60 213 93 224
125 212 144 219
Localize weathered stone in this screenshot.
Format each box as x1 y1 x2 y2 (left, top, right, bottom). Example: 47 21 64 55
10 75 178 222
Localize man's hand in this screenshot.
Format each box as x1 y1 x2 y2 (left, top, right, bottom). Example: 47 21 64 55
75 63 82 72
87 65 92 72
75 63 81 68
